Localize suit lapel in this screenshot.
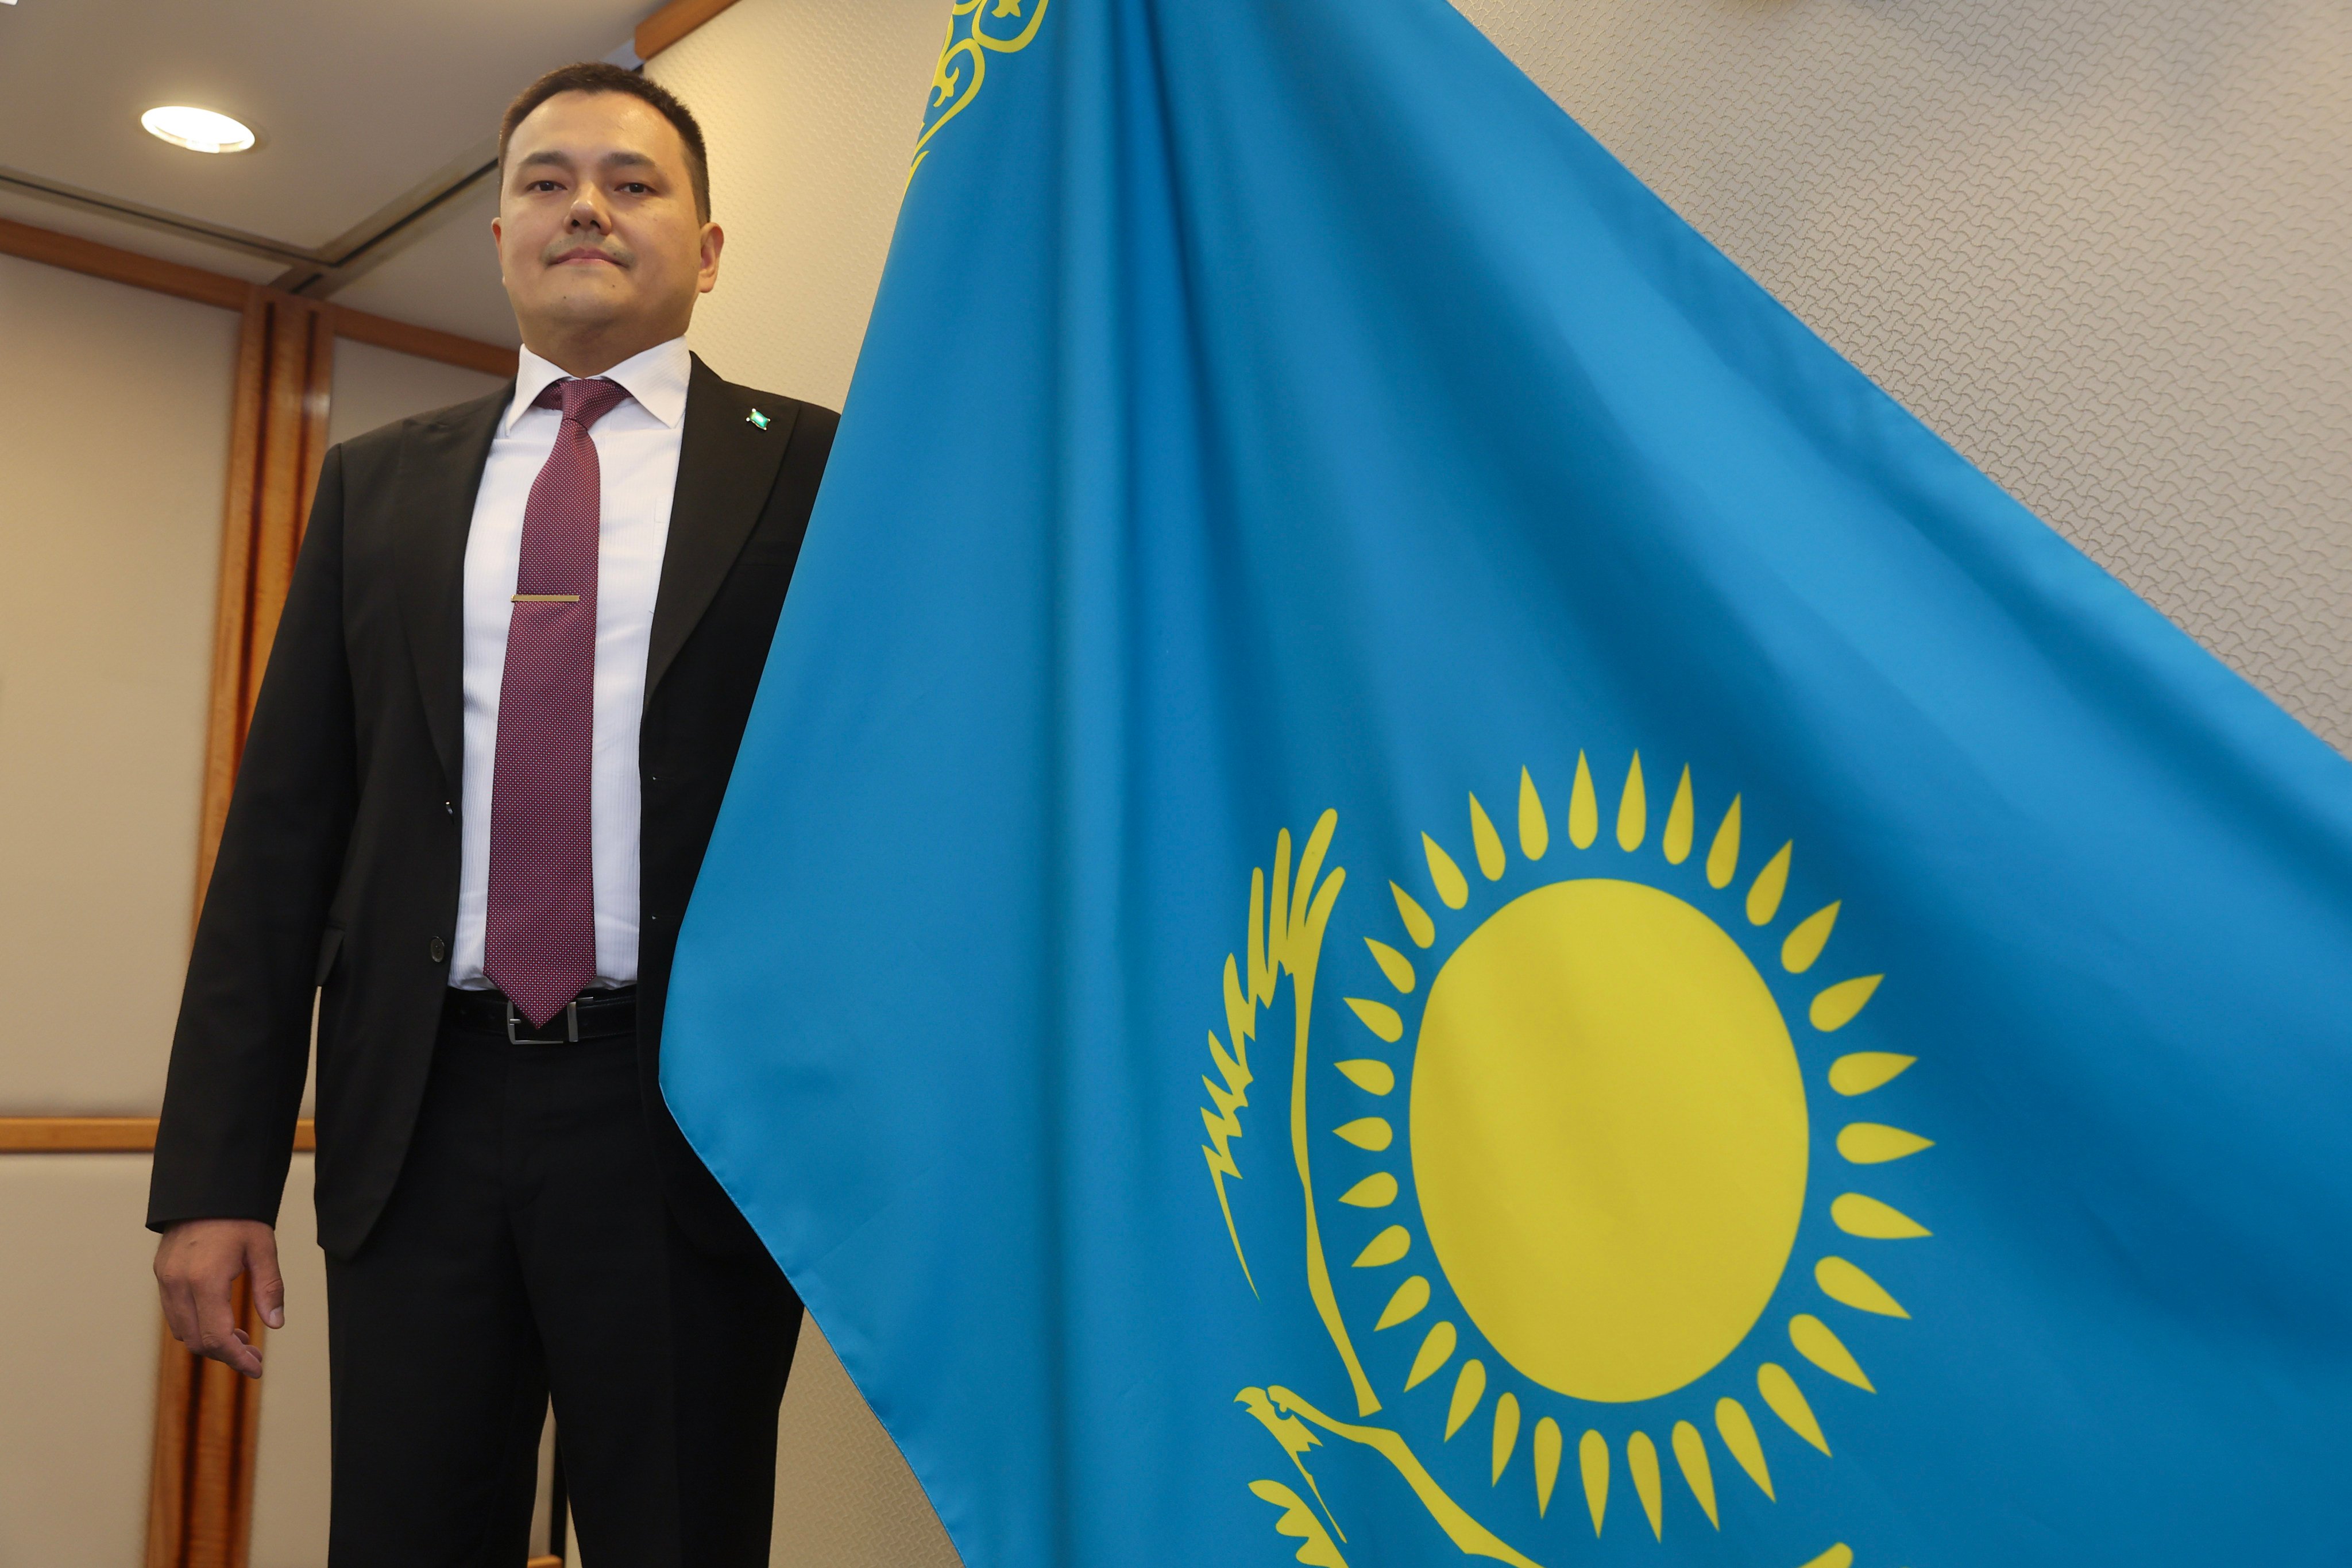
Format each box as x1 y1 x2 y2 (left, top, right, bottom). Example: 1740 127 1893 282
647 356 798 700
394 387 507 790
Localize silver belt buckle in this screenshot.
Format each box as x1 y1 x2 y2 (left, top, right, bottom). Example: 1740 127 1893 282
506 998 580 1044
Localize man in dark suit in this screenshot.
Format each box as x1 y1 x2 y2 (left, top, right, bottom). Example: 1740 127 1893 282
148 63 831 1566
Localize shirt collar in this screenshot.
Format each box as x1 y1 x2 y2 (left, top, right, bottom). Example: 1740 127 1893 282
503 336 693 434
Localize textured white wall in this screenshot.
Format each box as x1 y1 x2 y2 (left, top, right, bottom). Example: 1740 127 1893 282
1457 0 2352 751
649 0 945 411
771 1324 962 1568
0 254 233 1115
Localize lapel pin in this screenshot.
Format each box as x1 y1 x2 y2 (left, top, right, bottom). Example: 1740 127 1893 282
747 408 771 430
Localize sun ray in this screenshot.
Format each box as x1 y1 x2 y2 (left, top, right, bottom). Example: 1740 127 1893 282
1828 1052 1915 1096
1405 1321 1457 1389
1789 1314 1874 1391
1617 752 1647 850
1389 881 1436 949
1800 1547 1855 1568
1518 767 1548 859
1578 1431 1609 1536
1364 937 1416 994
1781 901 1840 972
1345 997 1404 1042
1531 1418 1562 1516
1445 1360 1486 1439
1809 974 1883 1031
1706 795 1742 888
1816 1256 1909 1318
1569 752 1599 848
1334 1118 1391 1151
1831 1192 1931 1238
1468 794 1506 881
1352 1226 1411 1268
1663 765 1695 863
1627 1432 1664 1539
1376 1276 1430 1329
1338 1172 1396 1207
1490 1393 1521 1483
1756 1363 1830 1454
1713 1397 1774 1499
1422 833 1469 910
1837 1122 1933 1164
1335 1059 1396 1095
1747 841 1793 925
1671 1420 1718 1528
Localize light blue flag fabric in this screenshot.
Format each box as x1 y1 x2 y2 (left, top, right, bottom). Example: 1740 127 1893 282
662 2 2352 1564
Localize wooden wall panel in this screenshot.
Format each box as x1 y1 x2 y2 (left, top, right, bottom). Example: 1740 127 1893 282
150 289 337 1568
193 292 333 914
0 1121 315 1152
0 215 252 312
330 305 517 378
147 1282 265 1568
637 0 748 59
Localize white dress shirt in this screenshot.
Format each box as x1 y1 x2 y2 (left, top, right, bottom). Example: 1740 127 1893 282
449 337 690 991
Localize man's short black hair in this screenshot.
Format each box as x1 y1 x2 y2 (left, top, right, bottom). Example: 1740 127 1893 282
499 62 711 221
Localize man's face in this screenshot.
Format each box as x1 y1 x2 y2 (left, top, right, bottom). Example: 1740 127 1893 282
492 91 719 350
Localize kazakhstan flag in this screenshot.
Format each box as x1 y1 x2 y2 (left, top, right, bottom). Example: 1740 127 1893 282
665 1 2352 1563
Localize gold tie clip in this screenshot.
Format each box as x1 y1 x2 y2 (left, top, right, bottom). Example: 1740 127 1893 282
511 593 580 603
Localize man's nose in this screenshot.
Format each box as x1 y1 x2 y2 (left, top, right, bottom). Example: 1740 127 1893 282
566 196 609 230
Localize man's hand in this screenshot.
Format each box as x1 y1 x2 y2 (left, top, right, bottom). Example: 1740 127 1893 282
154 1219 284 1379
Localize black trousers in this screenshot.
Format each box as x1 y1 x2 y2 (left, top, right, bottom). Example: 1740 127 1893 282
324 1013 802 1567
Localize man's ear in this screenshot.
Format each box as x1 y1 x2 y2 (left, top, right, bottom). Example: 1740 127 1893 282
697 221 725 295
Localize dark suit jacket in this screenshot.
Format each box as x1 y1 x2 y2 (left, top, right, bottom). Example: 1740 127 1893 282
148 355 835 1259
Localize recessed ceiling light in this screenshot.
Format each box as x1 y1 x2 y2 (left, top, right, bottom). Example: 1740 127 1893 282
141 106 256 155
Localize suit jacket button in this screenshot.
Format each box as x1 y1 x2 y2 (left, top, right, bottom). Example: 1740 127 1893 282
429 936 447 963
443 801 455 817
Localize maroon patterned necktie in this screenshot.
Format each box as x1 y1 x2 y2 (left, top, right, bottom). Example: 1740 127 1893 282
484 376 631 1026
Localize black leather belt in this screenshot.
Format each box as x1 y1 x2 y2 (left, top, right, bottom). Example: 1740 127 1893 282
443 986 638 1044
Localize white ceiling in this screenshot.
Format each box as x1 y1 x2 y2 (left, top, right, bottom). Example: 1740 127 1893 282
0 0 662 343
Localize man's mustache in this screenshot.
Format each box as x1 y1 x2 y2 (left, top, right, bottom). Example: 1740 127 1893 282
543 238 634 268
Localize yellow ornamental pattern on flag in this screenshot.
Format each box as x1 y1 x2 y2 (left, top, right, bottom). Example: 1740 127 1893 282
911 0 1051 183
1208 753 1935 1567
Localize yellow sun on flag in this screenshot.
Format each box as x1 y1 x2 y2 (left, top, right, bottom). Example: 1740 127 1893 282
1326 755 1932 1541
